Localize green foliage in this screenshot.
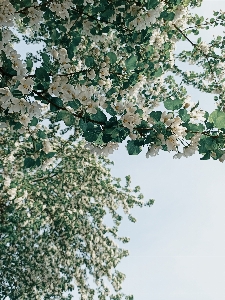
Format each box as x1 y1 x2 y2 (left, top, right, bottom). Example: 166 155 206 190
1 128 150 299
107 52 117 64
67 100 80 110
127 140 142 155
35 67 50 82
26 58 33 72
125 55 138 72
56 110 75 126
209 110 225 129
24 157 36 168
160 11 175 21
82 122 102 142
90 108 107 123
164 99 183 111
85 56 94 67
150 111 162 122
146 0 159 9
179 109 190 122
29 117 38 126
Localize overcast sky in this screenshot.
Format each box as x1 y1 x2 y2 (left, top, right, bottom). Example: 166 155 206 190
108 1 225 299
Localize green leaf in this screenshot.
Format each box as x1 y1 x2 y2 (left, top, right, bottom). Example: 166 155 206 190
50 29 60 42
107 52 117 64
102 131 113 143
46 152 56 158
41 53 50 64
13 122 23 130
95 132 104 145
29 117 38 126
90 28 97 35
106 103 117 116
50 103 58 112
105 116 118 128
35 67 50 82
146 0 159 9
85 56 94 67
34 141 43 151
183 0 191 6
79 119 87 131
56 110 66 121
205 122 214 129
72 34 81 46
90 109 107 123
37 130 46 139
24 157 36 168
125 55 137 72
127 140 142 155
204 111 209 120
160 11 175 21
83 122 101 142
56 111 75 126
209 110 225 129
106 87 117 97
101 9 114 19
164 99 183 111
200 151 211 160
36 157 41 167
128 73 138 85
199 137 216 153
67 100 80 110
146 45 154 57
102 26 110 33
154 67 163 77
68 34 81 59
153 122 166 134
184 122 205 133
150 111 162 122
50 97 63 111
178 109 190 122
26 59 33 72
123 81 129 89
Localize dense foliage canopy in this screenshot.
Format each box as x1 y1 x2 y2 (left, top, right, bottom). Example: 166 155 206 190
1 0 225 162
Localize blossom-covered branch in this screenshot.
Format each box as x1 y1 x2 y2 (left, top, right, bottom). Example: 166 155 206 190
1 0 225 166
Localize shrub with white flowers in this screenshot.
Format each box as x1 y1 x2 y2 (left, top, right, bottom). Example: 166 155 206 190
0 125 153 299
1 0 225 163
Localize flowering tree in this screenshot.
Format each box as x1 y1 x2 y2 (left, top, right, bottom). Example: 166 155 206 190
1 0 225 163
0 124 153 299
1 0 225 298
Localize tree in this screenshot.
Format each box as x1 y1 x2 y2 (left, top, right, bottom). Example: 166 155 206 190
1 0 225 163
0 124 153 299
1 0 225 298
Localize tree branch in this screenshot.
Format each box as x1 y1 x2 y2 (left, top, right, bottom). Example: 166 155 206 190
173 24 215 76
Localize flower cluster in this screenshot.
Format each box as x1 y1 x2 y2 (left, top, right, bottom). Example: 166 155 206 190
49 0 74 20
129 3 164 31
0 0 15 27
0 86 42 130
27 6 44 28
85 142 119 156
